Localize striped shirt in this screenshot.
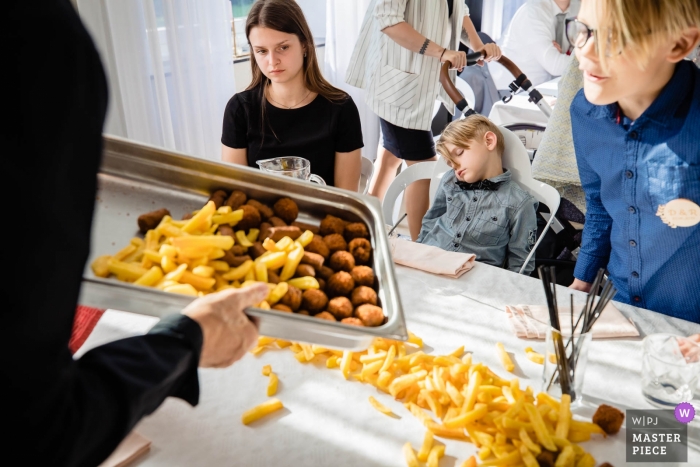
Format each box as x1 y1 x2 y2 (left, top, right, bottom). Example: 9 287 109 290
345 0 470 131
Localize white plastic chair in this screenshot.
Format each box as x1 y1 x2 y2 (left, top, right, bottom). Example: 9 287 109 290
358 156 375 194
383 125 560 274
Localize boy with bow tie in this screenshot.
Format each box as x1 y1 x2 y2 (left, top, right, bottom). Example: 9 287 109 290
417 115 538 274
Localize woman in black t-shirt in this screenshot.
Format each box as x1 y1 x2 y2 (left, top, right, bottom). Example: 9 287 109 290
222 0 364 190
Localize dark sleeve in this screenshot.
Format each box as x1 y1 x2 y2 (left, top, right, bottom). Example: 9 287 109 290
334 96 365 153
221 93 250 148
6 2 203 466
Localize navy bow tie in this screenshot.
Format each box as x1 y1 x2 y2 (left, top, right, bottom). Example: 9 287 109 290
455 179 504 191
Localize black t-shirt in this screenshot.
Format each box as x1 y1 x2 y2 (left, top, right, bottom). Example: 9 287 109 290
221 86 364 187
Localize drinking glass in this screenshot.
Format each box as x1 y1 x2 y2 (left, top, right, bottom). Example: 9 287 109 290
641 334 699 408
543 327 592 408
256 157 326 185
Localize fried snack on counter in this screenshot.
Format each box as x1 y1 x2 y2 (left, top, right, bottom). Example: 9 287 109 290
259 222 272 242
246 199 274 220
327 271 355 297
248 241 266 259
319 214 346 236
355 304 384 326
292 221 319 235
225 190 247 209
344 222 369 242
300 251 325 270
592 404 624 435
301 289 329 314
222 253 252 268
323 233 347 253
237 205 262 230
315 311 336 321
325 296 352 320
317 265 335 281
273 197 299 224
294 264 316 278
218 224 235 238
536 450 557 467
340 317 364 326
351 286 377 307
329 251 355 272
207 189 228 208
267 226 302 242
272 304 293 313
267 270 280 284
305 235 330 259
279 285 302 311
268 216 287 227
137 208 170 234
349 238 371 264
351 266 375 287
241 398 283 425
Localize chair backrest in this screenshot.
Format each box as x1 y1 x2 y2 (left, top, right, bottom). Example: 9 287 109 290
359 156 374 194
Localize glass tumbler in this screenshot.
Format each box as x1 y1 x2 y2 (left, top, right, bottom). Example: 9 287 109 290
543 327 593 408
641 334 699 408
256 157 326 185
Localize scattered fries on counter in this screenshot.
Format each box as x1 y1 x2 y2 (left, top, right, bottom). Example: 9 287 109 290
247 335 615 466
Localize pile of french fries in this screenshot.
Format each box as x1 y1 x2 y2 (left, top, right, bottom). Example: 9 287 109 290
91 200 318 303
248 335 606 467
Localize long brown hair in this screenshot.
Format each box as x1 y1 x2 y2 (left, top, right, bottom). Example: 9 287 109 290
245 0 347 103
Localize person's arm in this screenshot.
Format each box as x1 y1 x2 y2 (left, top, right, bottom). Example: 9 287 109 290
506 198 538 274
375 0 467 69
221 94 249 165
416 174 450 243
461 14 501 62
334 149 362 191
527 3 571 76
222 145 248 165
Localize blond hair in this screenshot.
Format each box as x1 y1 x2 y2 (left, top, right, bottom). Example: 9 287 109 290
436 115 504 166
595 0 700 69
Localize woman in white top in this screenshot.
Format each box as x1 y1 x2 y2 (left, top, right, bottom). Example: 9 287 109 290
346 0 500 240
491 0 580 90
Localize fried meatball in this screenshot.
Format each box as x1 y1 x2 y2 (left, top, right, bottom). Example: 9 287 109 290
536 451 557 467
225 190 247 210
341 317 364 327
273 198 299 224
302 289 329 313
355 304 384 327
272 304 293 313
306 235 330 259
344 222 369 242
292 221 319 235
315 311 336 321
349 238 372 264
323 234 347 253
246 199 274 220
317 265 335 281
326 271 355 297
592 404 624 435
329 251 355 272
319 214 345 236
351 286 377 307
207 189 228 209
279 285 302 311
237 204 262 230
327 296 353 320
294 264 316 278
350 266 375 287
297 310 310 316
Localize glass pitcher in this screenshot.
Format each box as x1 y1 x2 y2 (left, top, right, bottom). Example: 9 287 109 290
256 157 326 185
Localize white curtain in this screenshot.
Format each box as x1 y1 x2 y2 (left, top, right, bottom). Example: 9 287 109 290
481 0 527 43
324 0 380 161
77 0 236 161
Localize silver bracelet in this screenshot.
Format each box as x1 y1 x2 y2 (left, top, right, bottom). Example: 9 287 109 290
419 38 430 55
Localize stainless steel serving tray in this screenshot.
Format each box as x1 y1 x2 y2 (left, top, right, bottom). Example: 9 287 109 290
79 135 407 350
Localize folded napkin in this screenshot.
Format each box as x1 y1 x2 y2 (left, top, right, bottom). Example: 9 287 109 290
99 431 151 467
505 302 640 339
389 238 476 278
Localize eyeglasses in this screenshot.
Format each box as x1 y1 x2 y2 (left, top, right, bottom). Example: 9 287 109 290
566 19 623 56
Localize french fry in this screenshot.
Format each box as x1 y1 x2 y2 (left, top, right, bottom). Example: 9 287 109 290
460 456 477 467
569 419 606 436
163 283 198 296
267 282 289 305
518 428 541 455
297 230 314 247
267 372 278 396
256 251 287 270
519 443 539 467
444 403 488 428
212 209 243 226
525 347 545 364
524 403 557 452
241 398 284 425
209 260 230 272
263 238 279 252
326 355 339 368
340 351 353 379
182 201 216 233
495 342 515 372
407 331 423 347
222 260 254 281
233 230 252 248
286 276 320 290
416 430 434 462
113 243 137 261
107 259 148 281
171 235 234 251
134 266 164 287
575 452 596 467
179 271 216 291
247 228 260 242
91 255 111 277
403 443 420 467
261 364 272 376
426 444 445 467
461 370 482 414
554 445 575 467
555 394 571 439
217 206 232 214
389 371 428 398
368 396 394 416
255 262 268 283
279 245 304 281
192 265 215 277
275 236 294 251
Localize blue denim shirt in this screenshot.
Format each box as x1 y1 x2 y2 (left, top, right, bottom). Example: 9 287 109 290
417 170 538 274
571 60 700 322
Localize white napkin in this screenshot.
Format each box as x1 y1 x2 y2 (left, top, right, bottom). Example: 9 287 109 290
389 238 476 278
505 303 640 339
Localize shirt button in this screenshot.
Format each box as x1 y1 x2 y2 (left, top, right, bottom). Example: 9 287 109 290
453 243 459 248
473 197 478 202
456 233 461 238
631 271 639 278
492 216 498 221
628 206 636 213
629 240 636 247
629 131 638 140
633 296 641 302
447 197 452 202
625 170 634 179
466 217 471 221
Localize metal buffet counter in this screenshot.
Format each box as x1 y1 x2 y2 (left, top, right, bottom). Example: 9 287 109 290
78 264 700 467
